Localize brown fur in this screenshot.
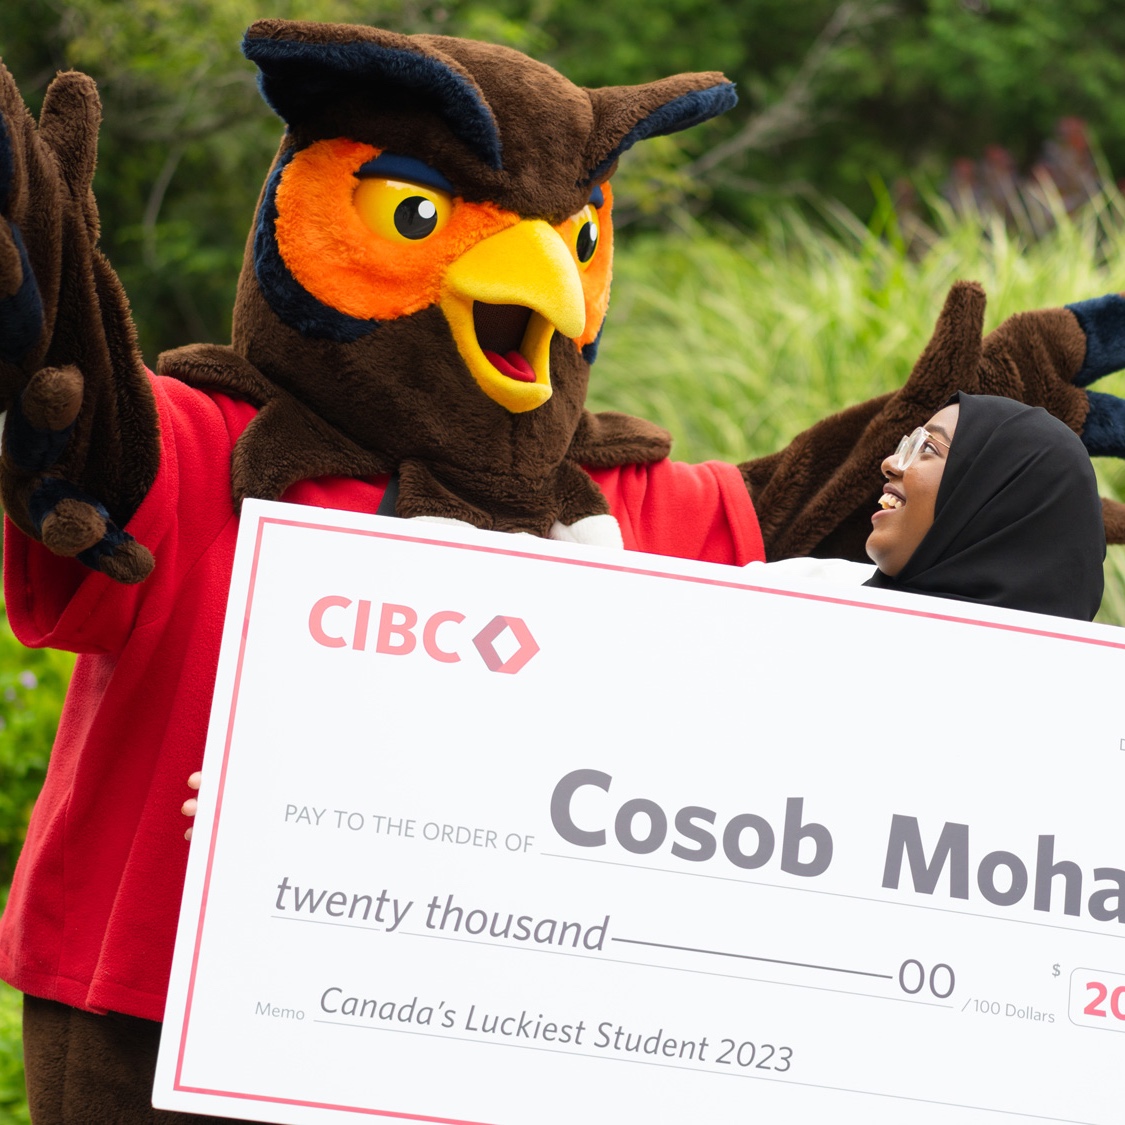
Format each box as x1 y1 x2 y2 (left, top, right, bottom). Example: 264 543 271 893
39 498 104 554
202 20 725 533
1102 498 1125 541
224 264 664 527
568 410 672 467
23 994 251 1125
160 341 670 522
245 21 727 223
0 64 159 535
742 281 1096 560
17 364 83 431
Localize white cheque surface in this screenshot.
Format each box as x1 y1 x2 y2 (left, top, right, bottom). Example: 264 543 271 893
155 499 1125 1124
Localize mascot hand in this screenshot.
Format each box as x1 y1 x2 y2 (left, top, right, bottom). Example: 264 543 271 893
881 284 1125 546
0 64 158 583
1057 294 1125 460
3 365 154 581
744 282 1125 561
947 290 1125 458
971 291 1125 543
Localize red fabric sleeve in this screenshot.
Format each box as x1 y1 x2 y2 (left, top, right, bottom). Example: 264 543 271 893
0 377 253 1018
589 458 765 565
3 375 251 654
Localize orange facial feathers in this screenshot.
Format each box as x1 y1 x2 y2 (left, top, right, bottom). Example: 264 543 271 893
273 139 519 322
565 182 613 350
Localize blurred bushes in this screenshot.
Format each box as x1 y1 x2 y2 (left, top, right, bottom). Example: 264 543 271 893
0 598 71 890
0 980 29 1124
0 584 70 1122
5 0 1125 354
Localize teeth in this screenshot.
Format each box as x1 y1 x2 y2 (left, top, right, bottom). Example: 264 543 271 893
878 494 904 510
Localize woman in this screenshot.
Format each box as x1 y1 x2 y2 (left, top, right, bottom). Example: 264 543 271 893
863 391 1105 621
748 391 1106 621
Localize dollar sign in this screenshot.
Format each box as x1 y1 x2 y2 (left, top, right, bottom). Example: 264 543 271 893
1052 963 1061 978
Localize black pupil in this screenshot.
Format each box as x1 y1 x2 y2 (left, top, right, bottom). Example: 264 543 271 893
394 196 438 239
576 221 598 263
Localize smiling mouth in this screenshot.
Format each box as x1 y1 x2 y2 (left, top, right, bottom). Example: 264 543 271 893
878 493 905 510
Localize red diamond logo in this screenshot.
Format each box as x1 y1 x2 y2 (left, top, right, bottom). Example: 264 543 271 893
472 615 540 674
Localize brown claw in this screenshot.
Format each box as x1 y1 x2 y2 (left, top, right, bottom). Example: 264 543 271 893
98 539 155 585
40 498 106 555
21 365 84 431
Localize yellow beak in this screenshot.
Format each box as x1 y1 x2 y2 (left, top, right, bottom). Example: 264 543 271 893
440 220 586 413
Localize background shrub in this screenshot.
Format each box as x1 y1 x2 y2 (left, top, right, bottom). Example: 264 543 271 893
0 586 72 1123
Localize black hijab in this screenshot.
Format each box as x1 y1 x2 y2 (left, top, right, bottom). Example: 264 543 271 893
864 393 1105 620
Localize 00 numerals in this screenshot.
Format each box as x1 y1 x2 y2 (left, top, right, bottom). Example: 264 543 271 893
715 1040 793 1072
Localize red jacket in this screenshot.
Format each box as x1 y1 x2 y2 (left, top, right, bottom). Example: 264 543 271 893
1 374 764 1021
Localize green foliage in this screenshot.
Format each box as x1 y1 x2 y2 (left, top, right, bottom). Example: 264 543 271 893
0 982 29 1125
0 592 66 1124
594 193 1125 458
520 0 1125 222
0 600 72 890
0 0 531 357
6 0 1125 351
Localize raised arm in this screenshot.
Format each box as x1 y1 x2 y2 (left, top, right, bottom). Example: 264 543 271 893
0 63 159 583
743 281 1125 561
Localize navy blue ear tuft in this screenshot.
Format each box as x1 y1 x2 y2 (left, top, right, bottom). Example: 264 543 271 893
252 150 381 343
243 33 503 170
584 82 737 185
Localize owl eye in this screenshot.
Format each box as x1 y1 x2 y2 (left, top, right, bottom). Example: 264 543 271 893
354 177 452 243
570 204 600 267
395 196 440 238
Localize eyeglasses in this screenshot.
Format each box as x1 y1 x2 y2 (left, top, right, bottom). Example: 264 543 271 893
891 426 950 472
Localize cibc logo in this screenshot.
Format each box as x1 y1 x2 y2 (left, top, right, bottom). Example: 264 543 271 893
307 596 540 674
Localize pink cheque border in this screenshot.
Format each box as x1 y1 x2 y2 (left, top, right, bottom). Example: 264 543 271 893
172 514 1125 1120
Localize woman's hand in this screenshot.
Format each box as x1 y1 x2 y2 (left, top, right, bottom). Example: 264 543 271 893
182 772 202 841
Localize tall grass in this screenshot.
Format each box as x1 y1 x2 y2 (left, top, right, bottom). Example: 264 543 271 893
591 191 1125 625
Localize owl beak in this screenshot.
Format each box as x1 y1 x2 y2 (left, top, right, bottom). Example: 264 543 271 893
439 220 586 414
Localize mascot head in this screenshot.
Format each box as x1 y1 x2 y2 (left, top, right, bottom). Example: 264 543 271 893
228 19 735 500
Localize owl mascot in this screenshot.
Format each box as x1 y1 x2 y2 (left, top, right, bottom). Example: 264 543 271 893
3 19 1125 1124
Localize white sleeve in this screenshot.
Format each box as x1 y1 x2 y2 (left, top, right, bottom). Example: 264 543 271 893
742 557 877 584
